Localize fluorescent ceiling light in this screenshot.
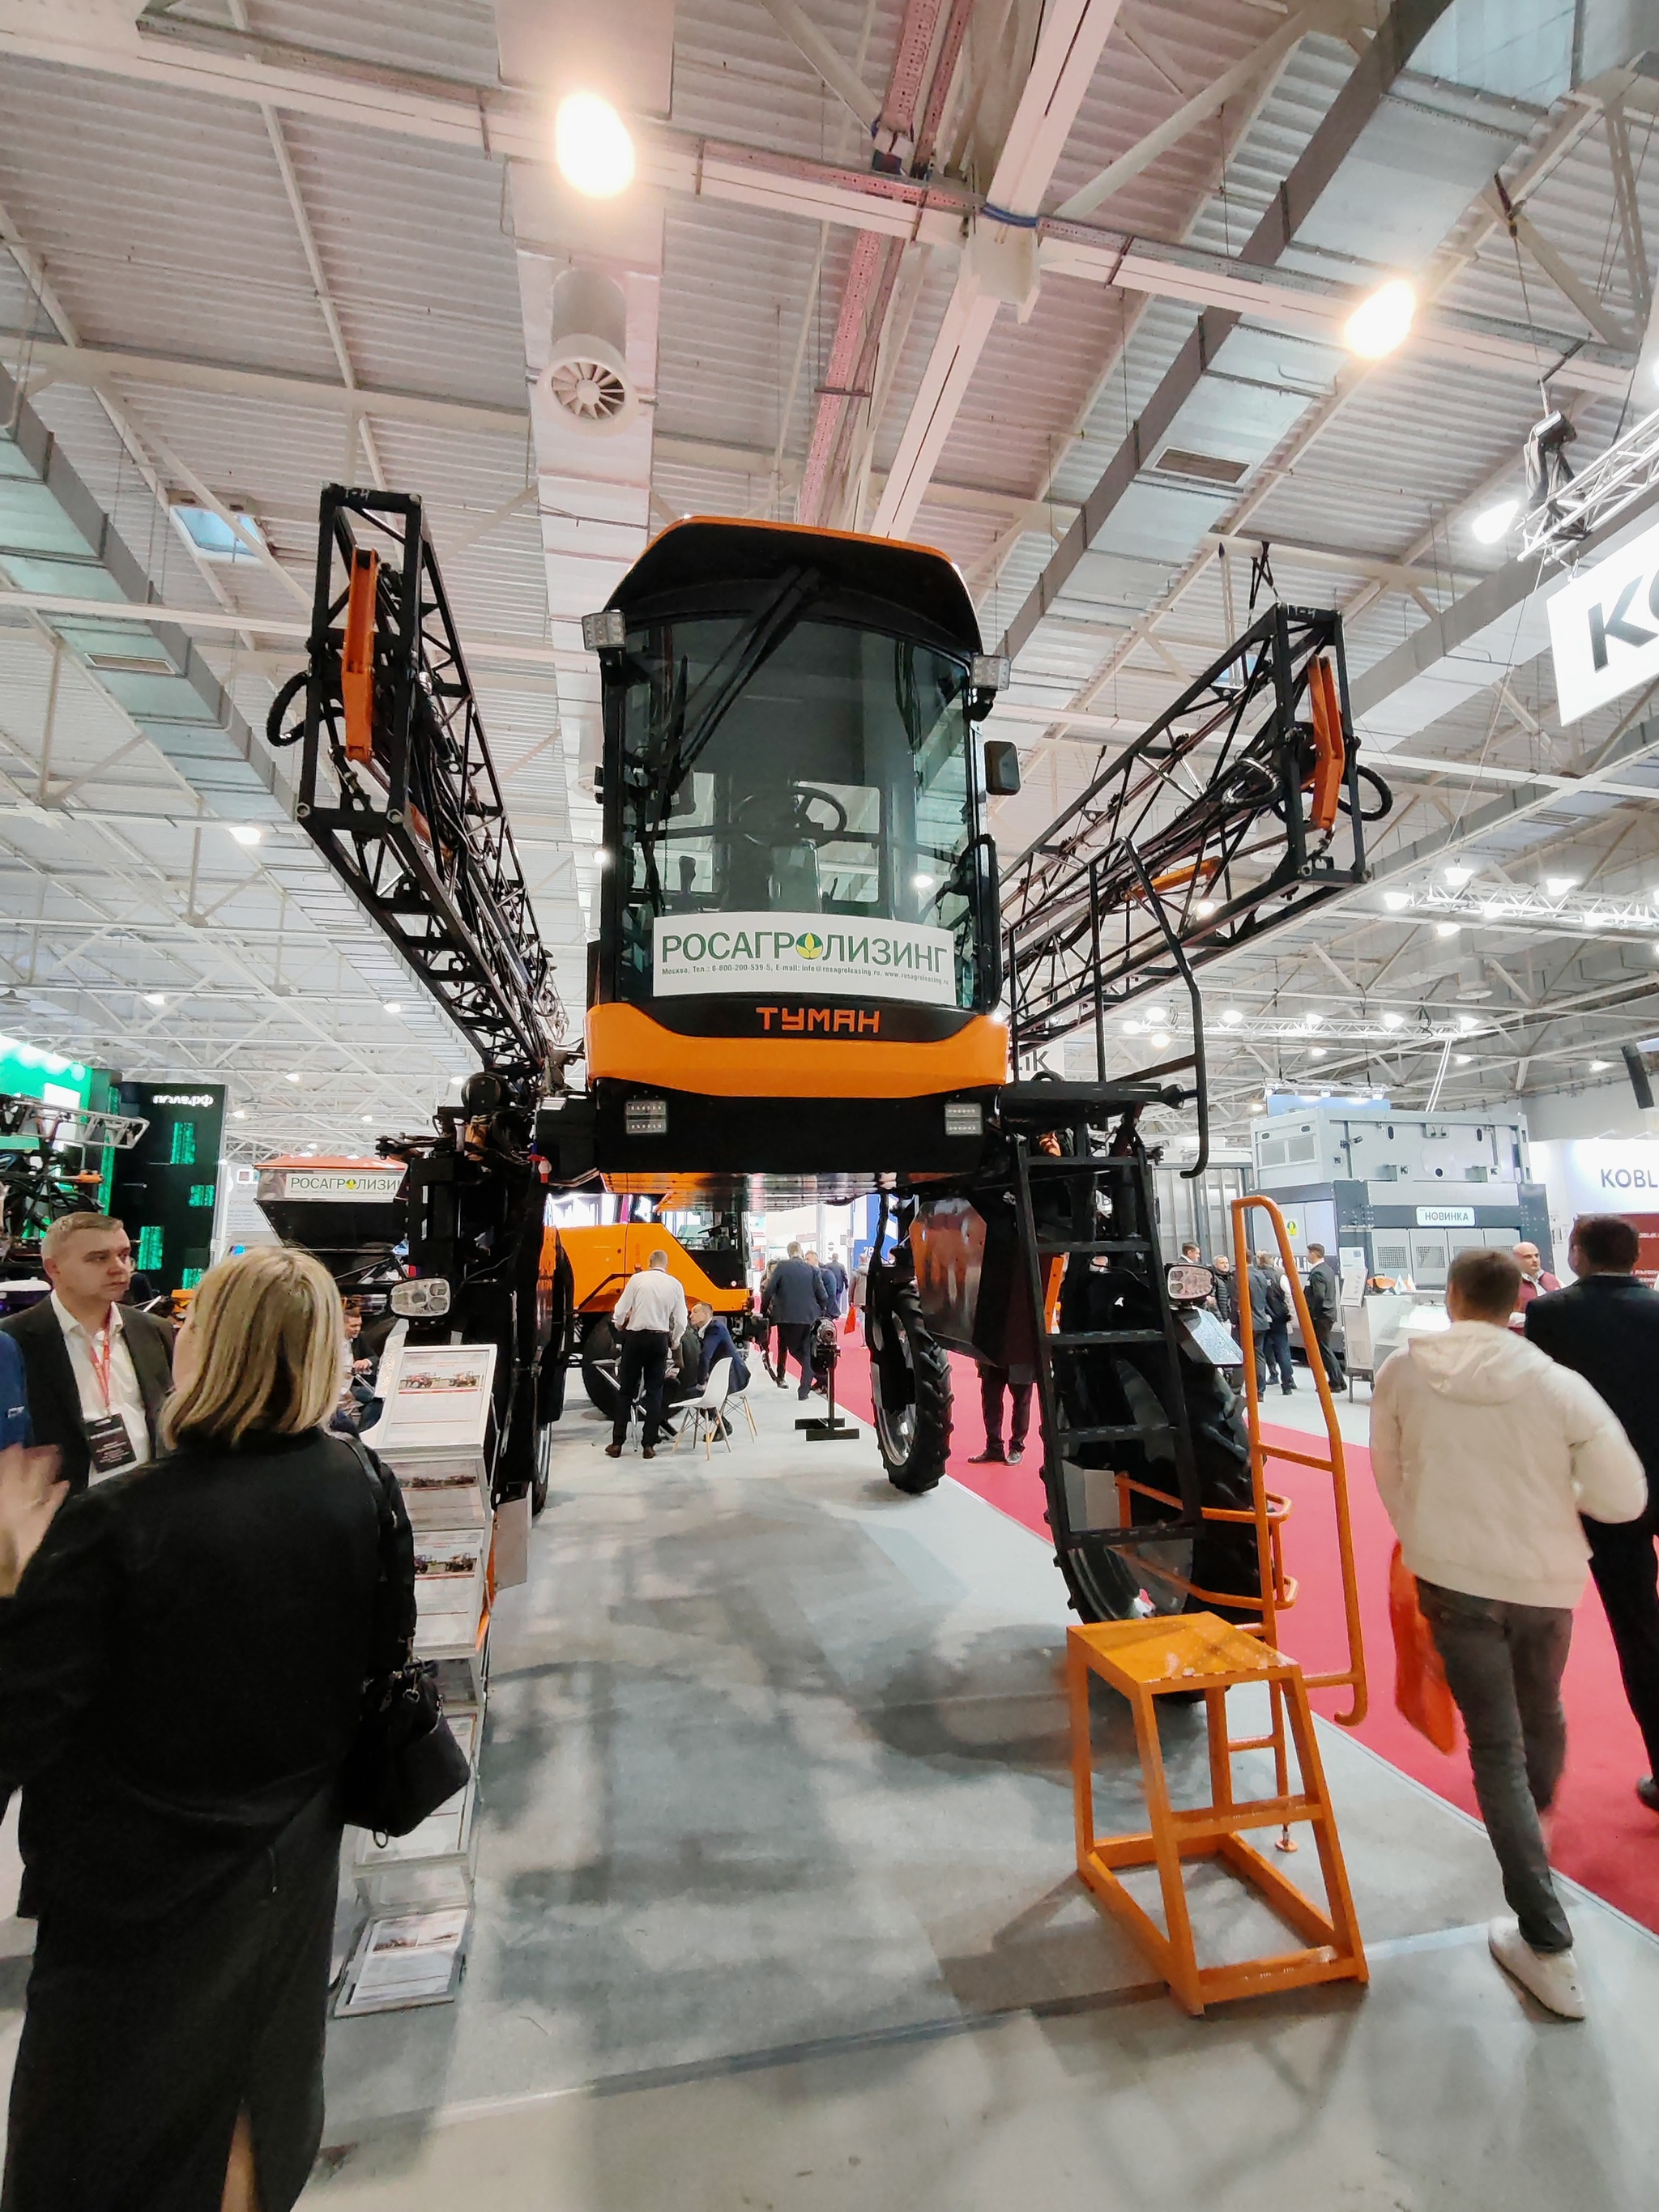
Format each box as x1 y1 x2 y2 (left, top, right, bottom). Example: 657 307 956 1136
555 93 635 197
1544 876 1576 897
1443 863 1473 889
228 824 262 846
1381 1012 1404 1029
1383 890 1410 911
1342 277 1416 359
1435 921 1461 937
142 991 165 1007
1470 499 1518 545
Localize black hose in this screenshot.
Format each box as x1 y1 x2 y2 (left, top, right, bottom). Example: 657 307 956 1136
266 669 308 748
1341 763 1393 823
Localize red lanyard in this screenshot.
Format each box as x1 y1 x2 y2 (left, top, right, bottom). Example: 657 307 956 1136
88 1322 116 1411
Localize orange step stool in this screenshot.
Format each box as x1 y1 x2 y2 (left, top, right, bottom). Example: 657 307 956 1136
1068 1612 1367 2015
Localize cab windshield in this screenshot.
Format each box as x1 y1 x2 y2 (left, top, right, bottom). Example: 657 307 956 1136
610 612 986 1010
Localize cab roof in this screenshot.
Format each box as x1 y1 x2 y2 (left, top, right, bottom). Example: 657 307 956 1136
609 517 981 652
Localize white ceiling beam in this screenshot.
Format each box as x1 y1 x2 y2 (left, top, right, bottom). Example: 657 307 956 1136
1054 1 1329 220
7 336 528 437
757 0 882 132
0 588 590 671
871 0 1128 540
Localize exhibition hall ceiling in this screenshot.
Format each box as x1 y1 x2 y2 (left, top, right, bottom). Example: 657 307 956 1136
2 0 1659 1149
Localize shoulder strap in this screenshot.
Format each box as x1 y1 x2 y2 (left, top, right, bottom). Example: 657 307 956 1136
340 1434 418 1662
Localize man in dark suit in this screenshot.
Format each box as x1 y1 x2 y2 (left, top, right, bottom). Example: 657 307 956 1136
762 1242 830 1400
1303 1243 1346 1391
0 1213 173 1493
1525 1213 1659 1813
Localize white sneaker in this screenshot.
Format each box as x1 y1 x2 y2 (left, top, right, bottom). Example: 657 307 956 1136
1488 1916 1587 2019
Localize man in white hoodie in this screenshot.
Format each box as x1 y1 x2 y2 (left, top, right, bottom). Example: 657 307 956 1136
1371 1246 1646 2019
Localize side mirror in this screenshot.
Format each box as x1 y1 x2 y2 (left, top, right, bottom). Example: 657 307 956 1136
983 739 1021 796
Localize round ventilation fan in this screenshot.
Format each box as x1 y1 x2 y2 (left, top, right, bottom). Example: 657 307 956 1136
539 269 638 437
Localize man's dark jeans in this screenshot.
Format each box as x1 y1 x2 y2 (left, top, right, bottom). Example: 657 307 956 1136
612 1328 672 1448
1417 1579 1574 1954
1258 1319 1294 1392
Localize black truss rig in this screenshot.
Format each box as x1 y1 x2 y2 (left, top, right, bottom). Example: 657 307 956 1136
267 486 565 1084
999 603 1384 1166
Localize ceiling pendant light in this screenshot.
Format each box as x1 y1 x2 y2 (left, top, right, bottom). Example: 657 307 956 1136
555 93 636 198
1342 277 1416 360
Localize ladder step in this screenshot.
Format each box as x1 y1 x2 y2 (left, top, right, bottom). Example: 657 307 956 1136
1034 1238 1149 1255
1048 1328 1166 1347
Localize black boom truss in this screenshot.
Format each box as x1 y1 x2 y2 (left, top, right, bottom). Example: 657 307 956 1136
1000 603 1382 1161
269 486 565 1083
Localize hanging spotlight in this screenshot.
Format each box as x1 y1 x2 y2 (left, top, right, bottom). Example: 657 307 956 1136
1383 890 1410 911
1470 499 1518 545
555 93 636 198
1342 277 1416 360
1381 1012 1404 1029
1435 921 1461 937
1443 863 1473 889
1221 1008 1243 1026
1544 876 1576 897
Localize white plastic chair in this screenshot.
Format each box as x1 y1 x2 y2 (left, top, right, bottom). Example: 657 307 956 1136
672 1358 733 1459
731 1375 758 1439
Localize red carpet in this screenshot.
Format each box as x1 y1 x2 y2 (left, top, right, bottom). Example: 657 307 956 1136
835 1346 1658 1932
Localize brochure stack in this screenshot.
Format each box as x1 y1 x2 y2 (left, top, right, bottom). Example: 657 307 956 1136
336 1341 497 2015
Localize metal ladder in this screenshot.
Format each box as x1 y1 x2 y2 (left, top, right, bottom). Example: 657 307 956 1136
1009 1127 1202 1583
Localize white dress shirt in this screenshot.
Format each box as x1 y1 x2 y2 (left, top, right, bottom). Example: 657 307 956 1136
50 1290 153 1478
612 1269 689 1338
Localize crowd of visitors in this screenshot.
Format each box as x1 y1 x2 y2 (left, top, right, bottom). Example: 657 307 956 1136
0 1219 416 2211
0 1191 1654 2206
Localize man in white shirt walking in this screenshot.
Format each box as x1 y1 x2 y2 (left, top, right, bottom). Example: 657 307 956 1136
604 1250 688 1460
1371 1246 1645 2019
0 1213 173 1491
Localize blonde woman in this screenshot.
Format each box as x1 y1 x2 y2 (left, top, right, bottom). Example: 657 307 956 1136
0 1247 415 2212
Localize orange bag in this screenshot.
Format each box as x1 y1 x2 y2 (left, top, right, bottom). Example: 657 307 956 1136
1388 1545 1458 1754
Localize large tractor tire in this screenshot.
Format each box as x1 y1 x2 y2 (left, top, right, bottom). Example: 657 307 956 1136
868 1274 953 1495
580 1315 622 1420
530 1416 552 1519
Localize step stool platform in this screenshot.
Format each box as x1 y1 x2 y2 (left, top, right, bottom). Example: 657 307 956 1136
1068 1613 1367 2015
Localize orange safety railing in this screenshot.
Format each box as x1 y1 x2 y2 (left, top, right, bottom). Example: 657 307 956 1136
1231 1193 1367 1728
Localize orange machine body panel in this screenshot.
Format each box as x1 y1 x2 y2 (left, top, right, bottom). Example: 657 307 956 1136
586 1003 1009 1099
1307 654 1346 833
341 547 379 764
553 1221 749 1319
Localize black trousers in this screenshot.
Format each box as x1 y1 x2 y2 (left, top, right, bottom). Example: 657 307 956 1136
1311 1320 1346 1391
612 1328 672 1447
1258 1319 1294 1391
979 1367 1032 1451
1584 1502 1659 1775
776 1322 815 1386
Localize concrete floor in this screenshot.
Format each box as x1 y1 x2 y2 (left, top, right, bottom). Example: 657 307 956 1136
309 1382 1659 2207
3 1380 1657 2206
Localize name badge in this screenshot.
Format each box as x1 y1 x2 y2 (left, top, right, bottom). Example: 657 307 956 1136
86 1414 137 1478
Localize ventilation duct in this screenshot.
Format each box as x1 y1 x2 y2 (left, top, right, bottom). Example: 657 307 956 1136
539 268 638 436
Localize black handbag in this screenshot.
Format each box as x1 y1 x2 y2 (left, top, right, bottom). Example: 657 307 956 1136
337 1439 471 1838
